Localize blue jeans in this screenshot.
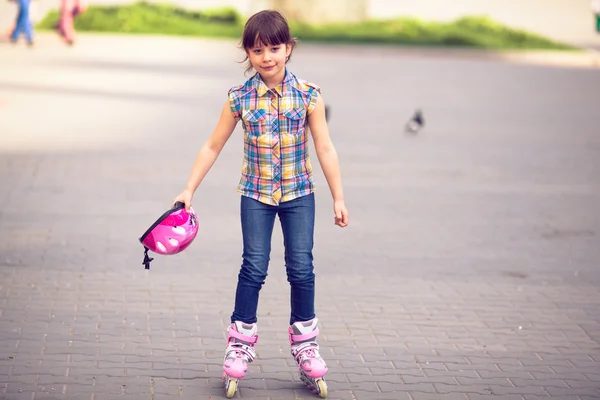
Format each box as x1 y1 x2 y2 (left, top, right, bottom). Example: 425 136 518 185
10 0 33 44
231 193 316 326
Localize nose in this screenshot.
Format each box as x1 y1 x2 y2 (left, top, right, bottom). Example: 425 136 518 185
262 51 272 62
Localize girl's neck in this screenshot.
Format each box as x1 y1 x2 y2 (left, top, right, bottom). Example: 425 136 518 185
260 68 286 89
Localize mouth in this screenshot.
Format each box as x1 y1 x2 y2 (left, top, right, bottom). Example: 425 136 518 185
262 65 275 71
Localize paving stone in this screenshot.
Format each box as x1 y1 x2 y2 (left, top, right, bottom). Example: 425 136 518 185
1 32 599 400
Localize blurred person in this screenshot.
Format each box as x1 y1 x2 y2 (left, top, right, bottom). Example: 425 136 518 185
57 0 86 45
1 0 16 41
171 9 348 399
8 0 34 46
593 0 600 32
1 21 16 42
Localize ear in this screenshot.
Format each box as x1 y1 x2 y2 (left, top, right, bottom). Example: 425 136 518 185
285 43 293 58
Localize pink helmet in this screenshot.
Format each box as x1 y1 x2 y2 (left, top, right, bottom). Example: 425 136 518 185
139 202 198 269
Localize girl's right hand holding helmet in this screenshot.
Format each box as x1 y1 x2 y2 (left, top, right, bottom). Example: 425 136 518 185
172 189 194 212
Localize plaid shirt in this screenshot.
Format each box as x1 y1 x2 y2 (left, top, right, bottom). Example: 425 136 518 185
228 70 320 205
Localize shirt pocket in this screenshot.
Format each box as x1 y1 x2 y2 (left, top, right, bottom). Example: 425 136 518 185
282 107 307 135
242 109 267 137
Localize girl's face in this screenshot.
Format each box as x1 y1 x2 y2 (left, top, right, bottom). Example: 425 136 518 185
246 42 292 83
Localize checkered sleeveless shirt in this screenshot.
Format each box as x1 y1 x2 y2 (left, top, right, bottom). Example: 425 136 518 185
228 70 320 205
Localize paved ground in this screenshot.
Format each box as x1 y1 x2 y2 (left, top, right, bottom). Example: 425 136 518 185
1 33 600 400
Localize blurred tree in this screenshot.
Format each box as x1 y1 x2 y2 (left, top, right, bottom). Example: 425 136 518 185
250 0 366 24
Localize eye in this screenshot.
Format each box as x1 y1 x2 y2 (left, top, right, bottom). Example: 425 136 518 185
253 49 262 54
272 47 280 51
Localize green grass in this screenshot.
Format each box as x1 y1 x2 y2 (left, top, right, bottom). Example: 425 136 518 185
36 1 576 50
291 17 575 50
37 2 242 38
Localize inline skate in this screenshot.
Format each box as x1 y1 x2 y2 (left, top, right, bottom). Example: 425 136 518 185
289 318 328 398
222 321 258 398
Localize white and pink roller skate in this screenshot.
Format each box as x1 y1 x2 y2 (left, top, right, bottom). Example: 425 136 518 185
222 321 258 398
289 318 328 398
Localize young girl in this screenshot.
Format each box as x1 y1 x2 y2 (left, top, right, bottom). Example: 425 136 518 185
57 0 87 45
172 9 348 398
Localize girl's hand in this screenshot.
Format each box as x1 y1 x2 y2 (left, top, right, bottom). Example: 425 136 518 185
172 190 194 212
334 200 348 228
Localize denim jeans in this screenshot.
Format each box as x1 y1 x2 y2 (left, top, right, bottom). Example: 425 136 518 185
10 0 33 44
231 193 316 326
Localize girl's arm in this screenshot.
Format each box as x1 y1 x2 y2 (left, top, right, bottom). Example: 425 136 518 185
173 100 237 210
308 95 349 227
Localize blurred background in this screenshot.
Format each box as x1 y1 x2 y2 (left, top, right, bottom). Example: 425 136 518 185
1 1 600 399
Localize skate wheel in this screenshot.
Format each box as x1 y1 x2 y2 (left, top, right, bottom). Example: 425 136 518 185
226 378 237 398
317 378 327 398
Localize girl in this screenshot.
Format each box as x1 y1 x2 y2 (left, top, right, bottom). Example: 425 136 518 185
172 9 348 398
57 0 87 45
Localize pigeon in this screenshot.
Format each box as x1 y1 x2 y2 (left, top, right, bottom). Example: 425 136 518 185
405 109 424 134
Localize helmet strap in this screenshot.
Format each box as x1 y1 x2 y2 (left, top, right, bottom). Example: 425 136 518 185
142 247 154 270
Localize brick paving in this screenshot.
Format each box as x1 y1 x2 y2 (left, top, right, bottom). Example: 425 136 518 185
1 34 599 399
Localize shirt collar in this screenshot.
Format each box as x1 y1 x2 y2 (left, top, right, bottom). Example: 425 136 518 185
252 69 293 97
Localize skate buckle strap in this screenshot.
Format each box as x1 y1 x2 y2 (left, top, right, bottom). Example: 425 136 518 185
227 325 259 344
292 341 320 362
226 343 257 362
290 327 319 343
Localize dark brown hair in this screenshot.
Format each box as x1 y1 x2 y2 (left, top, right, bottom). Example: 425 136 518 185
240 10 297 74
